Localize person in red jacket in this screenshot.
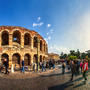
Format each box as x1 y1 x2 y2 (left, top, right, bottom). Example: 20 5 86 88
82 59 88 81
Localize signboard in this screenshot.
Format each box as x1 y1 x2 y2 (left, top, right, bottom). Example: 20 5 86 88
0 48 2 53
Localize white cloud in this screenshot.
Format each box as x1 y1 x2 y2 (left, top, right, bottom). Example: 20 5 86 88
44 38 48 44
47 29 53 35
37 17 41 22
47 24 51 27
48 37 51 40
63 12 90 53
47 13 90 54
51 29 53 32
33 22 43 27
44 36 51 44
48 44 69 54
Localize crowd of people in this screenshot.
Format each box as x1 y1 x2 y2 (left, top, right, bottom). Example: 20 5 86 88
0 58 56 74
1 57 89 83
62 59 89 82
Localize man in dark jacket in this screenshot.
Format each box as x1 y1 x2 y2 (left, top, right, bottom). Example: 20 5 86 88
4 59 9 74
21 59 25 73
70 61 76 81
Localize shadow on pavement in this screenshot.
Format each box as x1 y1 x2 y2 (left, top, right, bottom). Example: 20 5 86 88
73 82 86 89
41 71 69 77
48 81 74 90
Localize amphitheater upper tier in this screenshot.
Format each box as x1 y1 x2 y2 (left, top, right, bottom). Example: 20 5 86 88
0 26 48 66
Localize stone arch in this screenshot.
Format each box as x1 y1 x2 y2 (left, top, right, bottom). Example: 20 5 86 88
40 55 42 62
24 53 31 65
0 29 9 34
33 37 37 48
44 43 45 52
24 31 32 37
40 40 43 51
12 29 22 34
12 53 21 65
13 30 21 44
33 54 37 63
1 31 9 45
1 53 9 64
24 33 31 46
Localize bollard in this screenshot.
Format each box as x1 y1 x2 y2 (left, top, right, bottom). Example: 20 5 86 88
11 64 14 73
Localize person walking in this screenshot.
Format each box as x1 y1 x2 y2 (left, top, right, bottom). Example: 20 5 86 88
70 61 76 81
82 60 88 82
49 58 52 69
4 59 9 74
21 59 25 74
62 61 66 74
80 61 83 73
41 58 46 73
39 61 42 69
52 59 55 69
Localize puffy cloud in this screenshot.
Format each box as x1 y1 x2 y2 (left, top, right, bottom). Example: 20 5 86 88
44 38 48 44
33 22 43 27
47 29 53 35
37 17 41 22
48 37 51 40
44 36 51 44
47 24 51 27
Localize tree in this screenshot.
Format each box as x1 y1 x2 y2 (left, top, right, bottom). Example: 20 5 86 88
70 50 75 55
77 49 80 59
81 52 86 59
68 55 77 60
60 52 63 59
63 54 67 59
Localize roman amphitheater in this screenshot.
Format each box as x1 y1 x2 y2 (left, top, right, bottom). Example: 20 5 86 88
0 26 48 67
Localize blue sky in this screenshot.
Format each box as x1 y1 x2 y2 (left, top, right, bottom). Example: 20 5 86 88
0 0 90 54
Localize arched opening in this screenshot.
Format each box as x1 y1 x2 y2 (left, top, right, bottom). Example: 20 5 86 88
1 53 9 64
12 53 20 65
40 40 42 51
43 56 45 61
33 37 37 48
24 54 31 65
24 33 31 46
44 43 45 52
40 55 42 62
33 54 37 63
13 30 21 44
1 31 9 46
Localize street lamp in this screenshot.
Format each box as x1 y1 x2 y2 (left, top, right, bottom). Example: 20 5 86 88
35 32 39 71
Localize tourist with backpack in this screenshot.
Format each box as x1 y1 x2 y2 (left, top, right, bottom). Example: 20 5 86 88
62 61 66 74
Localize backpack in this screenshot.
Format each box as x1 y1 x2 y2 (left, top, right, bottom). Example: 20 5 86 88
62 63 65 68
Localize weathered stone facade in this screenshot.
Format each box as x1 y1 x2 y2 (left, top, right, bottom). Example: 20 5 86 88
48 53 60 60
0 26 48 67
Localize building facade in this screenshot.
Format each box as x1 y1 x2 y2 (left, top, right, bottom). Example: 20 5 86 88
0 26 48 66
48 53 60 60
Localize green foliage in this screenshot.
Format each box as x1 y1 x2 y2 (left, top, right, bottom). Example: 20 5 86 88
60 52 67 59
81 52 86 59
68 55 77 60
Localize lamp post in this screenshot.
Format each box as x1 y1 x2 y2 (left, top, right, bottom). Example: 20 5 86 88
35 32 39 71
